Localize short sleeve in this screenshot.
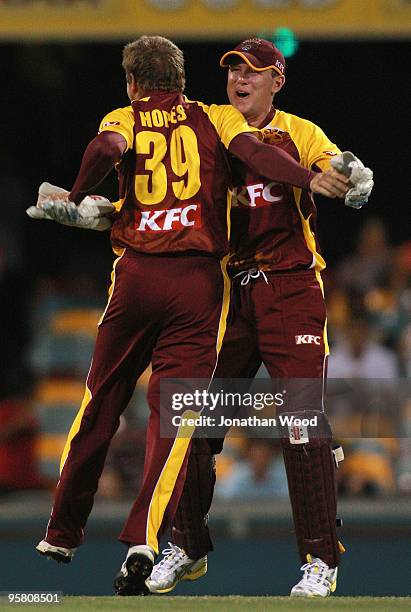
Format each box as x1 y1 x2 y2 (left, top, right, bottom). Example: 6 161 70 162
304 123 341 171
98 106 135 152
206 104 260 149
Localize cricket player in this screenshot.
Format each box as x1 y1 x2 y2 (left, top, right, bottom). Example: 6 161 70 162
32 36 350 597
147 38 374 598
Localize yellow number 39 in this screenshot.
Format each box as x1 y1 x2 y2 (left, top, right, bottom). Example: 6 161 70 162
135 126 201 205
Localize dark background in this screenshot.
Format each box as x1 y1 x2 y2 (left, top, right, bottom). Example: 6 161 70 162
2 39 409 285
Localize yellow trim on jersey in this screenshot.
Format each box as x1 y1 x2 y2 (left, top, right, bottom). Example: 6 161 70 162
292 187 326 272
263 109 339 272
111 198 124 213
145 256 232 553
268 110 340 170
315 269 330 356
185 98 259 149
98 106 135 152
207 103 260 149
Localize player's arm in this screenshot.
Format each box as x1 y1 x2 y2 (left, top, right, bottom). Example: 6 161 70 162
27 131 126 230
209 104 345 197
229 133 349 198
69 131 127 203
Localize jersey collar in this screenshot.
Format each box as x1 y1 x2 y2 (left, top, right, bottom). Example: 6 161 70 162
257 107 276 129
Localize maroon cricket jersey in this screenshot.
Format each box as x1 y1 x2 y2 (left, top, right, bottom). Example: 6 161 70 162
228 109 341 274
98 92 257 258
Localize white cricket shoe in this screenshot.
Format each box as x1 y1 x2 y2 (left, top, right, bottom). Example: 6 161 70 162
147 543 207 594
290 554 338 597
36 539 76 564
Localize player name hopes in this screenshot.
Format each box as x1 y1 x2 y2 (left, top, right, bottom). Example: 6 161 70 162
138 104 187 128
172 414 318 428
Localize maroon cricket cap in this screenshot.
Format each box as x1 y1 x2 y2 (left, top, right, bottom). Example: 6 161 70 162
220 38 286 77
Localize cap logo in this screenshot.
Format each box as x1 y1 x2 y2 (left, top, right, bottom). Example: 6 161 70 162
240 38 262 51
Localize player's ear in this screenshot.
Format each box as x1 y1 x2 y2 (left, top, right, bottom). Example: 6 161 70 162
127 73 136 87
127 73 141 99
271 74 285 95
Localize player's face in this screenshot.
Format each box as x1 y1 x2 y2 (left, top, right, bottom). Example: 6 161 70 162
227 62 283 126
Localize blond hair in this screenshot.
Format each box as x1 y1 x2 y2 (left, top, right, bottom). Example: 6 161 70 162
122 35 185 92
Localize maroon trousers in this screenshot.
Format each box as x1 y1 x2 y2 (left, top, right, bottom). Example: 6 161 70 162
218 269 327 380
45 250 229 554
173 270 342 567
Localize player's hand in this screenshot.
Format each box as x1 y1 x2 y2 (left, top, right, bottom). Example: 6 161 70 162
26 182 114 231
330 151 374 209
310 169 350 198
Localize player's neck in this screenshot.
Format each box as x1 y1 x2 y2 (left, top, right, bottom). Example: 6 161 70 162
246 106 275 129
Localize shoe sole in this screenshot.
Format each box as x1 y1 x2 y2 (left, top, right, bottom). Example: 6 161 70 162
114 553 153 596
152 560 207 594
290 577 337 598
36 547 72 564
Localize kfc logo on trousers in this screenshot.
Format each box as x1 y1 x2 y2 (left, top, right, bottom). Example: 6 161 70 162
136 204 200 231
295 334 321 345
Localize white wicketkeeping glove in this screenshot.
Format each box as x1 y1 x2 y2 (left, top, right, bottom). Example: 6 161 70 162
330 151 374 209
26 182 114 231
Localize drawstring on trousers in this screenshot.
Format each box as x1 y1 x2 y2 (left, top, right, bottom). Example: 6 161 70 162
233 268 269 286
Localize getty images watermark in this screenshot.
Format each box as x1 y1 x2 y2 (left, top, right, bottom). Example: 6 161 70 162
171 411 317 430
159 377 410 439
171 388 285 411
170 389 316 429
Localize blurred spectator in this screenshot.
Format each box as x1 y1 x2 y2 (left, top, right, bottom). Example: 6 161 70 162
97 414 147 499
397 399 411 494
97 368 151 499
364 242 411 350
337 438 397 497
398 323 411 378
328 315 400 497
215 439 288 501
328 316 398 379
0 391 44 495
336 218 394 297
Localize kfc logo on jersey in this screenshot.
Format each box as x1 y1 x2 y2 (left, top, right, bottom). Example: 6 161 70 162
295 335 321 345
232 181 283 208
135 204 201 231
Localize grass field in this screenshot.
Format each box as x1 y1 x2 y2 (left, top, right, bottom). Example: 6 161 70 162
5 596 410 611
